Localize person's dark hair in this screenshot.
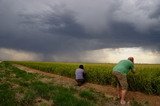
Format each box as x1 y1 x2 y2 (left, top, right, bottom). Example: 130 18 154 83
128 57 134 63
79 65 84 69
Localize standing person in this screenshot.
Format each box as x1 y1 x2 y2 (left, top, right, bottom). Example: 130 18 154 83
112 57 135 105
75 65 86 86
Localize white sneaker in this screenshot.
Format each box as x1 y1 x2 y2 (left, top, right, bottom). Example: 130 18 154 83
120 100 126 105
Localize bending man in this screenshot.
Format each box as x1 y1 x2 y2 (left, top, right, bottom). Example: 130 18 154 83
112 57 135 104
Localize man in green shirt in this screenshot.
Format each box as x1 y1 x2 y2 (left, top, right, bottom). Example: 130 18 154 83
112 57 135 105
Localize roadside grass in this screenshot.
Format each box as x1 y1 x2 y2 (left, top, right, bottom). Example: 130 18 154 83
130 99 149 106
79 89 97 101
0 83 17 106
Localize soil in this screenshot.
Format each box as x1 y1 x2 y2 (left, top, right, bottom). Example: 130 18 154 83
14 64 160 106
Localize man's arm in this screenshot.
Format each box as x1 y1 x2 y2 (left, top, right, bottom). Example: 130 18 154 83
130 64 135 74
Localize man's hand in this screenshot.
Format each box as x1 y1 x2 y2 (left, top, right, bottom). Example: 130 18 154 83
131 69 135 74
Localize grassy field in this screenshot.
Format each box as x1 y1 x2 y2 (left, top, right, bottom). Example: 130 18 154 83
11 61 160 95
0 62 115 106
0 61 155 106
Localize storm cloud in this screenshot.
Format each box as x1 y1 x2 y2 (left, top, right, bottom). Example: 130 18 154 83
0 0 160 62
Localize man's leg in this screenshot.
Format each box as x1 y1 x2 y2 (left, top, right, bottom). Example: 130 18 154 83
80 79 85 85
118 86 122 99
113 71 122 99
76 79 85 86
119 75 128 105
120 89 127 104
117 82 122 99
76 79 82 86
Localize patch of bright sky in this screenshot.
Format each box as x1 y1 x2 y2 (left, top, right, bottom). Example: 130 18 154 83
0 48 43 61
84 47 160 64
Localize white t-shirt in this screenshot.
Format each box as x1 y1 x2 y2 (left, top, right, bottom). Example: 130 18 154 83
75 68 84 79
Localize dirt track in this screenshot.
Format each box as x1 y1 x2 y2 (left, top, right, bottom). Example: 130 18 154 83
14 64 160 106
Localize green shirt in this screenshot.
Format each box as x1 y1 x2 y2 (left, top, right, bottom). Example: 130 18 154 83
113 60 134 75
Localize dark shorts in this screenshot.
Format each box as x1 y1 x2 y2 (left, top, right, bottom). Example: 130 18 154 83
76 79 85 86
112 71 128 90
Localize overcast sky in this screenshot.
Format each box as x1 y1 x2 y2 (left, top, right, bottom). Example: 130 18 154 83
0 0 160 63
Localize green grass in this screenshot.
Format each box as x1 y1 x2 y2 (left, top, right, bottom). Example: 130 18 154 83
0 83 17 106
130 99 149 106
79 90 96 101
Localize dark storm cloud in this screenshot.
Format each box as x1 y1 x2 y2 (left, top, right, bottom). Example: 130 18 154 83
0 0 160 59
